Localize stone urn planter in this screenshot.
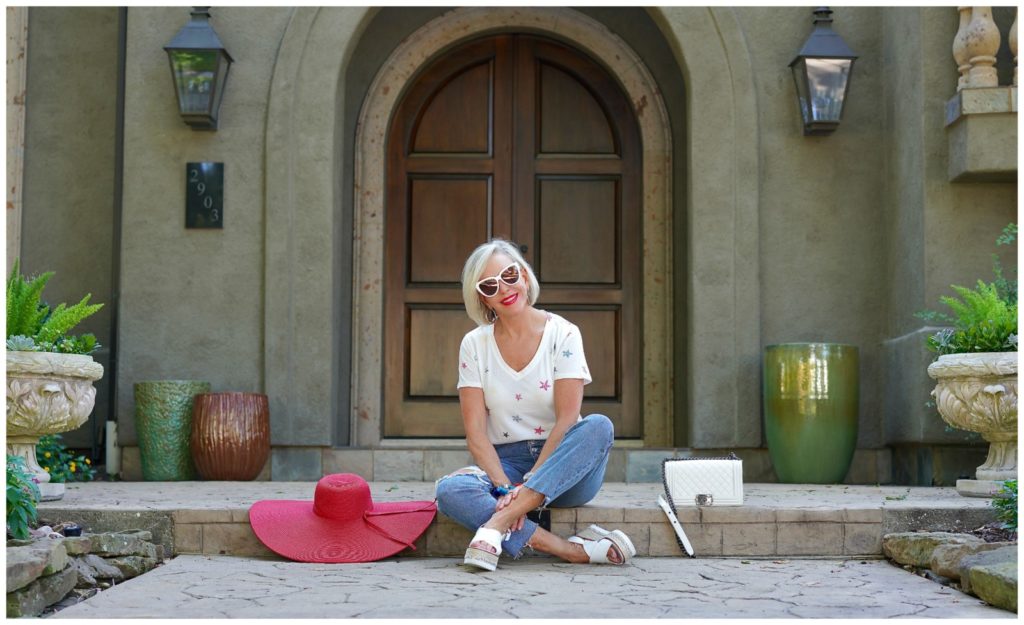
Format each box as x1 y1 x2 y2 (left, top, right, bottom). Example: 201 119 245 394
6 351 104 501
928 351 1017 497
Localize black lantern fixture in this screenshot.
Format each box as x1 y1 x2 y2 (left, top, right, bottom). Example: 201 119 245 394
164 7 234 130
789 7 857 136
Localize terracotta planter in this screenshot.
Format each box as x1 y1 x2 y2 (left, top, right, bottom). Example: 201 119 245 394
191 392 270 480
6 351 104 500
928 351 1017 497
134 380 210 481
763 343 859 484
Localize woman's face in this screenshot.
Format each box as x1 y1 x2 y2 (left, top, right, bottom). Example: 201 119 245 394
478 252 529 319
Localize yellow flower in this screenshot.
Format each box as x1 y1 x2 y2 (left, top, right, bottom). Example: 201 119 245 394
70 465 76 472
85 459 91 465
44 467 50 472
43 452 51 458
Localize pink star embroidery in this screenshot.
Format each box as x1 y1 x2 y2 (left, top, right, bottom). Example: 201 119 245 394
515 393 522 401
461 362 467 369
534 426 545 435
539 380 551 391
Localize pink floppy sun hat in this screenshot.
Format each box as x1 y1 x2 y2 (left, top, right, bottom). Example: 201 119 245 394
249 473 437 563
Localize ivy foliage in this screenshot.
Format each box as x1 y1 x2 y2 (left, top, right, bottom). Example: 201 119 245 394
5 260 103 355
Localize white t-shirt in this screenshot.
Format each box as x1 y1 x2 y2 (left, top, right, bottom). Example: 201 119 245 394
457 311 591 445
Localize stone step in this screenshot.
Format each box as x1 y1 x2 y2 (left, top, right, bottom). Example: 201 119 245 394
39 482 997 560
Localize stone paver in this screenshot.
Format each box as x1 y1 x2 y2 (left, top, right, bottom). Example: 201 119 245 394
51 556 1011 619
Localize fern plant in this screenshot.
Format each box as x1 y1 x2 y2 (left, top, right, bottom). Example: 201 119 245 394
5 260 103 355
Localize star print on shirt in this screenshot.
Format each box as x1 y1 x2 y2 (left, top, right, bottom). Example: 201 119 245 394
515 393 522 401
562 350 573 358
503 432 510 438
534 426 545 435
539 380 551 391
461 362 468 369
511 415 522 422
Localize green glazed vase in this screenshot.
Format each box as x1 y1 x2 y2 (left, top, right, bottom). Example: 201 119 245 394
134 380 211 480
763 343 859 484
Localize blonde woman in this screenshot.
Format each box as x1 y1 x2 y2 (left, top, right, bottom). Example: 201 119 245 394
435 239 634 571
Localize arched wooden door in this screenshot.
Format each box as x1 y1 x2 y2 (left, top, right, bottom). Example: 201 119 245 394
384 34 641 438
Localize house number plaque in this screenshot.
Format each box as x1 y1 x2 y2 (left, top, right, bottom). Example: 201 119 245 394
185 162 223 229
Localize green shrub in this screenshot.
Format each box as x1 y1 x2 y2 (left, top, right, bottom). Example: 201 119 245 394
5 259 103 355
992 479 1017 533
36 435 96 483
6 455 40 540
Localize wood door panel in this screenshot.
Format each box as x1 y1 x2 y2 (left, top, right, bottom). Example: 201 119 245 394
386 33 641 439
537 178 618 284
409 177 490 284
539 61 615 154
407 307 477 397
412 61 492 154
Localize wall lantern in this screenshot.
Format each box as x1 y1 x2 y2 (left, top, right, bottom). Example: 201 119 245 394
164 7 234 130
789 7 858 136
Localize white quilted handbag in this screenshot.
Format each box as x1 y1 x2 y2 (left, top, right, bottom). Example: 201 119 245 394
662 452 744 508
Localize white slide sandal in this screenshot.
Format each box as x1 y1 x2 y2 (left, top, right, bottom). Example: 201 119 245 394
567 535 632 565
463 527 504 571
573 524 637 558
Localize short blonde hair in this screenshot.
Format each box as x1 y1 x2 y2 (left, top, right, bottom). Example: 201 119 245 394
461 239 541 326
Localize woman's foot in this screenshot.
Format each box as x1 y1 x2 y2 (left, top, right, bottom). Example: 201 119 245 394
566 538 624 564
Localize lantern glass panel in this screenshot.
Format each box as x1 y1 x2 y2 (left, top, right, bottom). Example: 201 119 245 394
169 49 219 115
803 58 852 122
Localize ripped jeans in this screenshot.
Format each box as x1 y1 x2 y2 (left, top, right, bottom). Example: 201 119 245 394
434 413 614 559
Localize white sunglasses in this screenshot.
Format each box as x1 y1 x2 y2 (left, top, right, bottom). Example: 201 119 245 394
475 262 521 297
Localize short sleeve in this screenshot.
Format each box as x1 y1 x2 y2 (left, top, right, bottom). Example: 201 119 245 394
553 324 591 385
456 334 482 389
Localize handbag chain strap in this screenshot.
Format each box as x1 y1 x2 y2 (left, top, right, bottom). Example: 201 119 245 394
659 451 741 554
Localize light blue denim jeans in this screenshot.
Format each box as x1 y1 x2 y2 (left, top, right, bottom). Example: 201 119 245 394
434 413 614 559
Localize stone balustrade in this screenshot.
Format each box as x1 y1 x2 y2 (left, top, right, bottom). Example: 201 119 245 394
953 7 1017 90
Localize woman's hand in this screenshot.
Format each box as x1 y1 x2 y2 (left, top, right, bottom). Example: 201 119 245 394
495 486 528 531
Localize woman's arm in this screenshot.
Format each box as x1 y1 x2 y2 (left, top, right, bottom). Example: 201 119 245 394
528 377 584 474
459 387 512 486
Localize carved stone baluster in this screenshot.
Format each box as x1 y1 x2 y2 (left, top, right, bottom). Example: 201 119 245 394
963 7 1001 88
953 7 974 91
1011 8 1018 86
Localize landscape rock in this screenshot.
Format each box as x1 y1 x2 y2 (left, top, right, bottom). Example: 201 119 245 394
6 539 68 592
959 545 1017 594
6 566 76 617
106 556 158 579
121 529 153 542
968 561 1018 612
61 536 93 555
882 532 983 568
68 557 98 588
930 541 1012 580
80 554 124 581
89 532 156 558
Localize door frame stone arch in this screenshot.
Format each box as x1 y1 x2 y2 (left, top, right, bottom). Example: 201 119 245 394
264 7 761 449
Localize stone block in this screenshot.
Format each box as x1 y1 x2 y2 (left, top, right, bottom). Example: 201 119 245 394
626 450 672 483
548 508 576 524
843 507 883 523
968 561 1018 612
623 505 669 523
882 507 996 535
882 531 983 568
930 541 1012 580
105 555 158 580
373 450 424 481
701 506 775 523
722 523 776 556
603 448 627 482
393 533 428 558
959 545 1018 594
68 556 97 588
425 521 472 557
172 509 232 524
271 447 323 481
61 536 93 555
121 529 153 541
33 509 174 557
549 522 576 540
255 456 272 481
6 539 67 592
230 508 253 523
843 523 882 555
5 565 76 618
575 506 624 524
947 110 1017 183
775 508 842 523
81 554 124 581
322 448 375 479
649 519 721 556
89 532 157 558
777 523 843 556
610 522 650 557
173 524 203 554
201 523 275 557
423 449 473 481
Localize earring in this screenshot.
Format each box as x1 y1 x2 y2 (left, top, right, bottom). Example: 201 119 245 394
486 308 498 323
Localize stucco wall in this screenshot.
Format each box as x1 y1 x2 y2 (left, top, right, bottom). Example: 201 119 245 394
116 7 292 444
21 7 119 449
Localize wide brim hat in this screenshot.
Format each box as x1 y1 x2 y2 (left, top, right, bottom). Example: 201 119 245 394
249 473 436 563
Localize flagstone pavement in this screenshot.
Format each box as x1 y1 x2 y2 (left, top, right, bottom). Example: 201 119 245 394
51 554 1010 619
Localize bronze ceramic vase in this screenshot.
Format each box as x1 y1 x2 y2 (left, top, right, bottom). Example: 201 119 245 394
190 392 270 480
763 343 859 484
134 380 210 481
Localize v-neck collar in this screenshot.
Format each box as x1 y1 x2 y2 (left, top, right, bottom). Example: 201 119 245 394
488 314 552 379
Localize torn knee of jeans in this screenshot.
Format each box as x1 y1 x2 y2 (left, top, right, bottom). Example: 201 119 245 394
434 465 487 487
